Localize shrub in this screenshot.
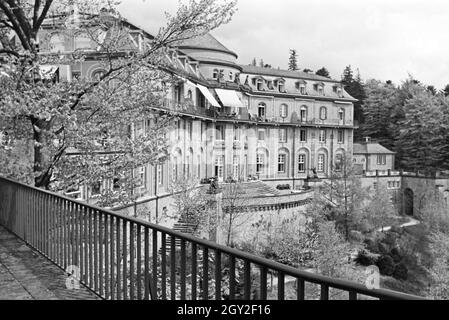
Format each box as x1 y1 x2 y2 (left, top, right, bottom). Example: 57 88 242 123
276 184 291 190
393 262 408 281
376 255 395 276
390 247 402 263
355 250 379 266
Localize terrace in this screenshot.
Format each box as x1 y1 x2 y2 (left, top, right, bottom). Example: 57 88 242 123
0 176 424 300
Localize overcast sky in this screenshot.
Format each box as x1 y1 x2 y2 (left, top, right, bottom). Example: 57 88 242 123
119 0 449 89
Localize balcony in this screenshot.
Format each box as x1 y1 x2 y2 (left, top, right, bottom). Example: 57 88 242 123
0 176 425 300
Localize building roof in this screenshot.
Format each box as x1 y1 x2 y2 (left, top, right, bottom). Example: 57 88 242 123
240 65 340 83
174 33 238 58
353 143 396 155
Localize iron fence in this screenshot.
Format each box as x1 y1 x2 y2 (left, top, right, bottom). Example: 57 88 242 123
0 176 425 300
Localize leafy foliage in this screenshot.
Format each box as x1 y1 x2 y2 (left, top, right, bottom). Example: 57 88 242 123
0 0 237 209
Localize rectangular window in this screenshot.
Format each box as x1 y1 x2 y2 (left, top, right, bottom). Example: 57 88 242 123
300 129 307 142
258 129 266 141
157 165 163 185
177 120 182 140
377 155 387 165
233 156 240 178
338 130 344 143
319 129 326 143
300 86 306 95
215 156 224 178
136 166 146 188
318 154 325 173
216 125 225 141
278 154 286 173
279 128 287 143
234 126 241 141
187 121 193 140
298 154 306 173
300 109 307 122
280 104 288 118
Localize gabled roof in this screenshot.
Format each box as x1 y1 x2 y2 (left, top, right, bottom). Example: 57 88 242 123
353 143 396 155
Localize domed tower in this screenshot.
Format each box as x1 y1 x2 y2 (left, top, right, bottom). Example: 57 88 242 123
174 33 241 83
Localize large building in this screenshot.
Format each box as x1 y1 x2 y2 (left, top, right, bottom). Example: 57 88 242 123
157 33 358 190
33 13 359 213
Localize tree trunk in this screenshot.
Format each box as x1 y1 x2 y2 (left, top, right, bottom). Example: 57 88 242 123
32 118 52 189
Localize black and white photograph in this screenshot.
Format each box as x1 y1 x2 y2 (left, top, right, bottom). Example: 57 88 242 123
0 0 448 307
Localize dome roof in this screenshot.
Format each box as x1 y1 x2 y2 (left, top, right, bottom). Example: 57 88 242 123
175 33 238 58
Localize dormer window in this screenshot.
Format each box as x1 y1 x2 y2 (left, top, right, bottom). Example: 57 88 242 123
296 80 307 95
314 82 324 96
229 71 233 81
256 79 264 91
337 88 343 97
278 80 285 92
333 85 343 97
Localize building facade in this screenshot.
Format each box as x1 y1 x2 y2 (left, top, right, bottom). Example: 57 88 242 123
34 14 357 211
353 138 396 172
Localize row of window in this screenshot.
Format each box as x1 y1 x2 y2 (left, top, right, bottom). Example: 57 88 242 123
213 69 233 81
215 125 346 144
257 103 346 122
373 181 401 191
253 78 344 97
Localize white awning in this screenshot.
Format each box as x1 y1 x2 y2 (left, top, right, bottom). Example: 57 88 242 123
215 89 244 108
196 84 221 108
39 65 59 79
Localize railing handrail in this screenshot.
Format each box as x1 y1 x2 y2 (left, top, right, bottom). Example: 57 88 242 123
0 175 426 300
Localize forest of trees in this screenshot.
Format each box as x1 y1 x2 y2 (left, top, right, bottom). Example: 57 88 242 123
341 65 449 173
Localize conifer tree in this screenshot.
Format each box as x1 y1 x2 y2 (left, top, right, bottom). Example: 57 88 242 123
288 49 298 71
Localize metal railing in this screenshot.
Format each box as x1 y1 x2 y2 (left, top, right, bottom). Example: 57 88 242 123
0 176 425 300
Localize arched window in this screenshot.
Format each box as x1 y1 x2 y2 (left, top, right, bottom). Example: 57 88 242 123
258 103 266 118
213 69 219 79
280 104 288 118
229 71 233 81
187 89 193 100
300 106 308 122
320 106 327 120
